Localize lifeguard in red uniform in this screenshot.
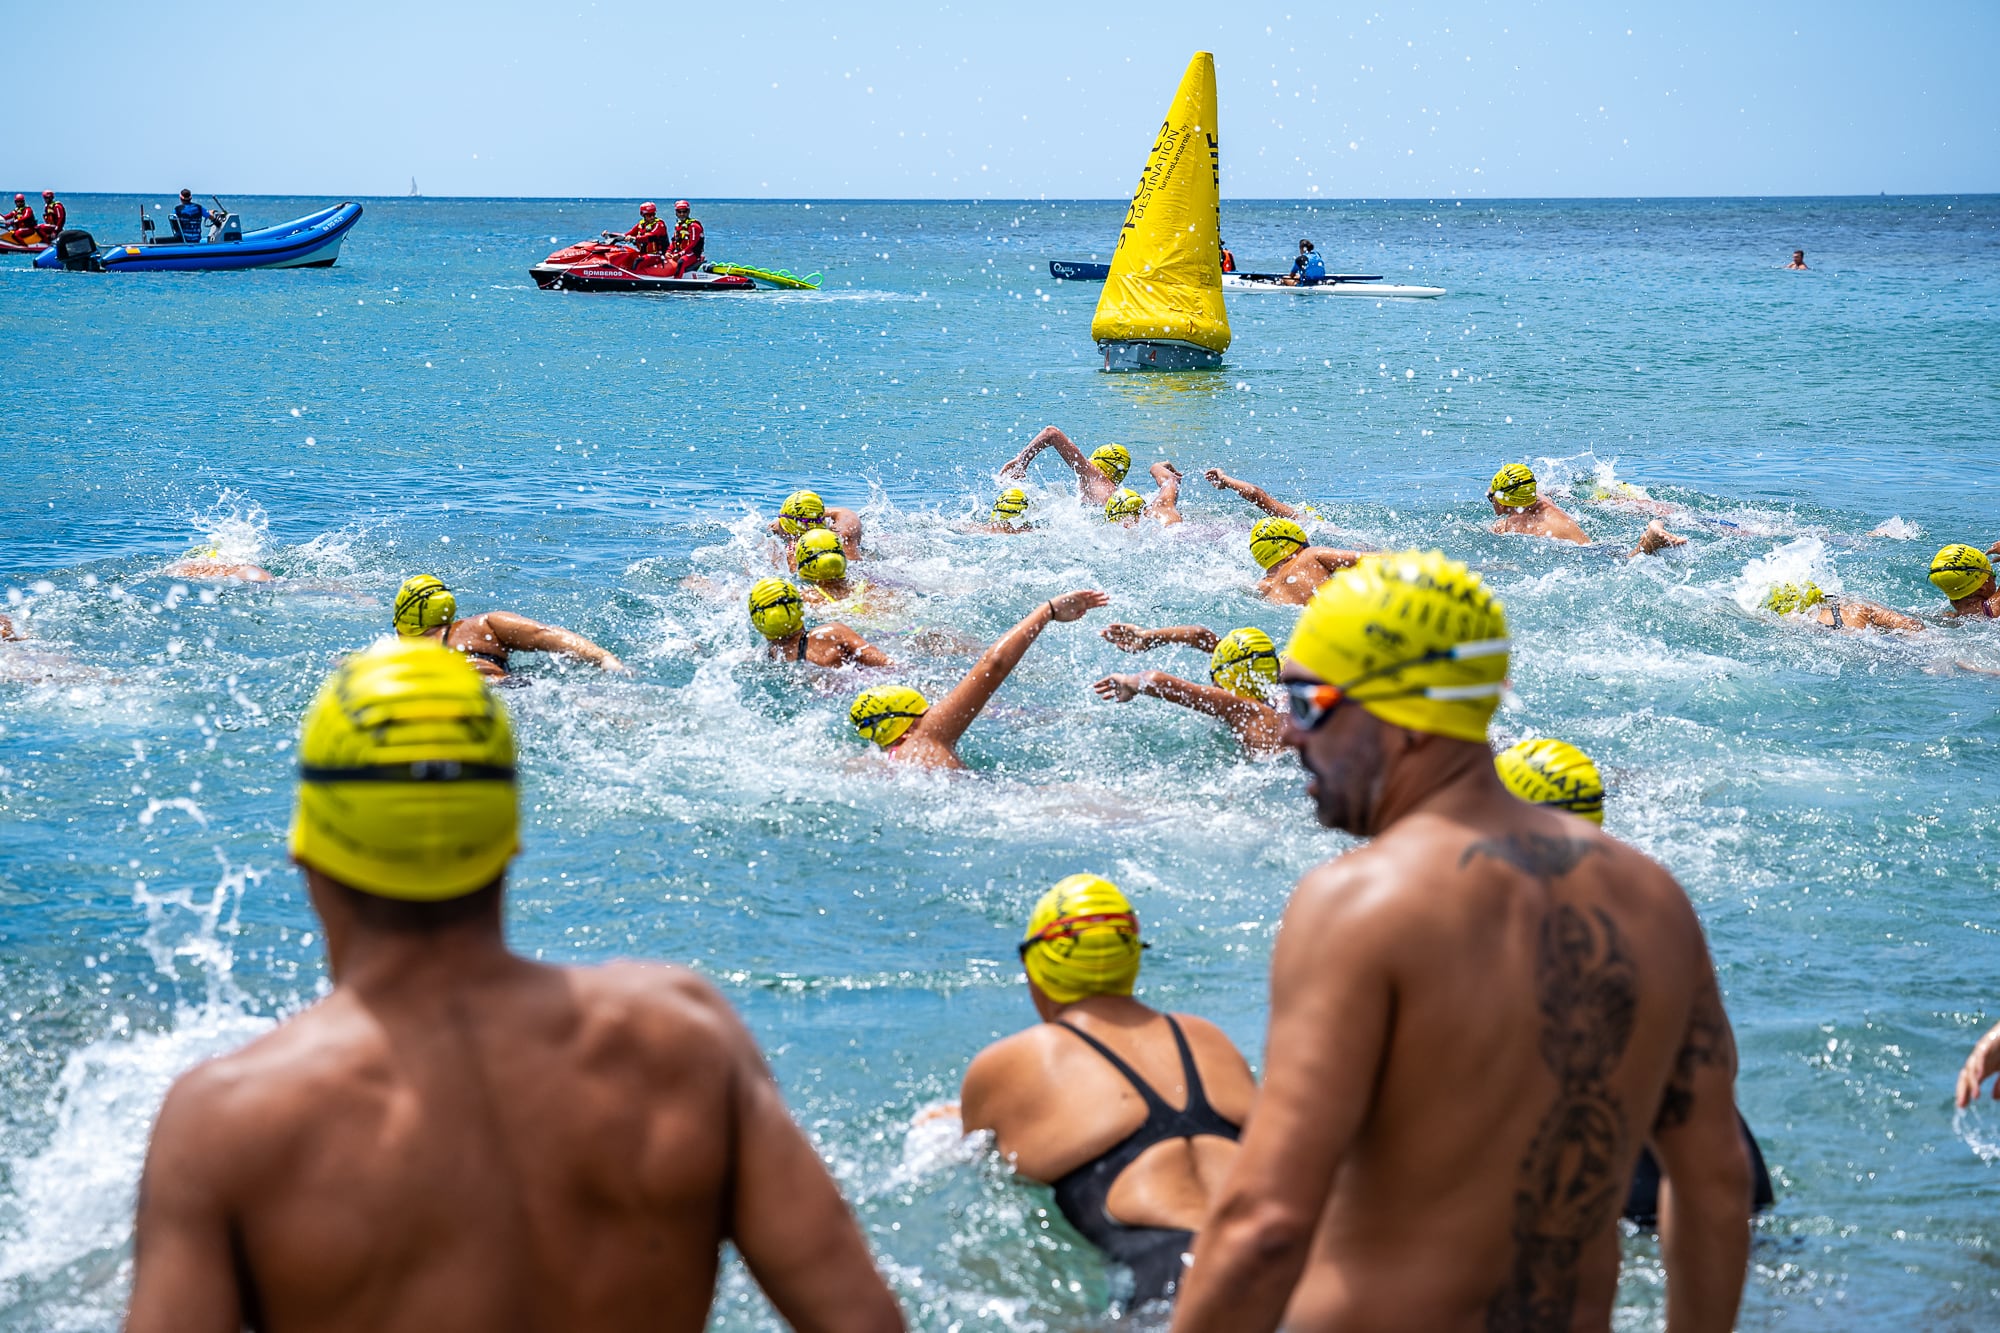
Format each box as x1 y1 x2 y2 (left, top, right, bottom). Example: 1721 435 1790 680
666 199 705 276
38 191 66 240
2 194 39 245
624 202 669 256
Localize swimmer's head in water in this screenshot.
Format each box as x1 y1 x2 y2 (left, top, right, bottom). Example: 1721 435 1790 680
1209 627 1280 699
849 684 929 748
1495 737 1604 825
794 528 848 583
778 490 828 536
1104 487 1145 522
748 578 805 640
1249 517 1309 570
393 575 456 637
288 639 518 900
991 487 1029 522
1763 582 1825 616
1020 874 1144 1005
1487 464 1538 508
1088 444 1132 483
1930 544 1993 601
1284 550 1510 743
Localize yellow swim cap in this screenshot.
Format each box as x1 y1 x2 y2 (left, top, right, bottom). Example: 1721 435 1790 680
1285 550 1511 743
1089 444 1132 482
393 575 456 637
794 528 848 583
748 578 804 640
1020 874 1143 1005
1104 487 1145 522
1209 627 1280 699
991 488 1029 521
1763 582 1825 616
1495 737 1604 825
1931 544 1994 601
778 490 828 536
1249 517 1309 570
288 639 518 901
850 684 929 747
1488 464 1538 508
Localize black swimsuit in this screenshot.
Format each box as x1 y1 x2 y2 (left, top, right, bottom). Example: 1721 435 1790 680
1049 1016 1242 1304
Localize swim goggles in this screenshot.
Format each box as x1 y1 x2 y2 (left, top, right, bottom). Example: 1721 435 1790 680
1283 638 1511 732
1017 911 1143 958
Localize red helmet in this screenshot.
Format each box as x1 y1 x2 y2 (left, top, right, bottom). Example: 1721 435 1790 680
41 190 53 201
11 194 21 205
674 200 691 212
639 201 657 216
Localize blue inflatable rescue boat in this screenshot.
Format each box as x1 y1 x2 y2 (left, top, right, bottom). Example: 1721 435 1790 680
37 201 363 272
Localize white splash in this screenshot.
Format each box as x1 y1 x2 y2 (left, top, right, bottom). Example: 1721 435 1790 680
184 490 270 564
1731 537 1844 614
1868 516 1922 541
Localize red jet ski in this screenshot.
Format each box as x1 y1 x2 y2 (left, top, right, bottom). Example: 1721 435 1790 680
530 236 756 294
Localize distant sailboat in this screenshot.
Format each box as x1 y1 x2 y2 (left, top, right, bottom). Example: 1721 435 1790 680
1092 52 1230 372
409 177 421 197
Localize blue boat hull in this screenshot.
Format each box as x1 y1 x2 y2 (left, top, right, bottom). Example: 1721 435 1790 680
35 202 363 272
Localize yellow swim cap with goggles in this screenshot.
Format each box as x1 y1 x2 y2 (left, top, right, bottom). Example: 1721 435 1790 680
1930 544 1993 601
991 488 1029 522
1019 874 1145 1005
1104 488 1145 522
1763 582 1825 616
288 639 518 901
849 684 929 747
748 578 805 640
1249 517 1309 570
1495 737 1604 825
1488 464 1538 508
794 528 848 583
778 490 829 536
1209 627 1280 699
393 574 456 637
1284 550 1511 744
1088 444 1132 483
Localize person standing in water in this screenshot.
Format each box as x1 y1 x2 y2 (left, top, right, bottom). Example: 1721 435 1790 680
1487 464 1686 554
125 640 904 1333
848 589 1108 768
1171 551 1751 1333
1785 250 1809 270
748 578 889 667
1092 624 1285 753
1246 518 1363 606
1000 426 1130 505
1931 543 2000 618
393 575 627 681
960 875 1254 1306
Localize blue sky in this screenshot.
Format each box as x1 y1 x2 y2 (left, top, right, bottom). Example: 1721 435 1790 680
7 0 1994 198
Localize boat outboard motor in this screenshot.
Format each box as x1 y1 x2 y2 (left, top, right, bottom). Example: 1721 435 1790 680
53 230 101 272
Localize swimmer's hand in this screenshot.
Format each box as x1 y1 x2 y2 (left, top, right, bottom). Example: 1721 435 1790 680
1048 590 1110 622
1956 1019 2000 1108
1203 467 1240 490
1092 673 1148 703
1101 623 1156 653
1635 520 1689 555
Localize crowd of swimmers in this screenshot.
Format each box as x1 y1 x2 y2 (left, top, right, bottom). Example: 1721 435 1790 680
90 424 2000 1331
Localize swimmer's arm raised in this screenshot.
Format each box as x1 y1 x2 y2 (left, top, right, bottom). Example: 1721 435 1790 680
1175 864 1394 1333
125 1068 247 1333
482 611 629 672
1203 469 1299 519
1000 427 1093 488
922 591 1108 750
1145 462 1185 525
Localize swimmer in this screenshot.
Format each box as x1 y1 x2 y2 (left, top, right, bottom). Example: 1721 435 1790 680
1957 1018 2000 1107
749 578 889 667
768 489 864 560
1000 426 1128 505
792 529 880 610
1172 551 1751 1333
977 487 1034 534
393 574 627 681
1201 467 1310 522
1247 517 1363 606
1487 463 1686 555
1932 543 2000 618
164 547 273 582
959 875 1254 1306
1105 462 1185 528
1093 624 1284 752
0 613 16 641
1786 249 1808 270
125 641 903 1333
1764 582 1922 632
848 589 1109 769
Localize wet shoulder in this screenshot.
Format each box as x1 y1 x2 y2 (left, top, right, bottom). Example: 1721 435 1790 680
566 960 748 1073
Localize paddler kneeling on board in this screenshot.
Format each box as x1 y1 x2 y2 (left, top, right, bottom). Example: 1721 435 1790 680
768 489 865 560
393 574 628 681
123 639 904 1333
1000 426 1129 506
1092 623 1285 753
1104 462 1185 527
1487 463 1687 556
749 577 890 666
1279 238 1325 286
847 589 1108 769
955 875 1255 1307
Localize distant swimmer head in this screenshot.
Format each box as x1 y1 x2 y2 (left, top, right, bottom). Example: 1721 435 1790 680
849 684 929 748
1488 463 1538 508
1495 737 1604 825
1209 627 1281 699
1763 582 1825 616
1930 544 1994 602
1249 516 1310 569
990 487 1029 522
1104 487 1145 522
288 639 518 901
794 528 848 583
778 490 828 535
1285 550 1510 743
393 575 456 637
639 201 657 217
1088 443 1132 482
747 577 805 641
1019 874 1144 1005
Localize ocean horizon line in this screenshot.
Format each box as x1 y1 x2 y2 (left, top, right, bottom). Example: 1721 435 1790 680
31 191 1998 205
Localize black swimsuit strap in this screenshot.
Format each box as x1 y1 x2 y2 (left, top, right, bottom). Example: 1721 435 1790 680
1056 1018 1176 1117
1161 1015 1215 1118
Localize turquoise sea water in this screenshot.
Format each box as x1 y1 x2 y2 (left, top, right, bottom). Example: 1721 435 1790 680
2 194 1998 1329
